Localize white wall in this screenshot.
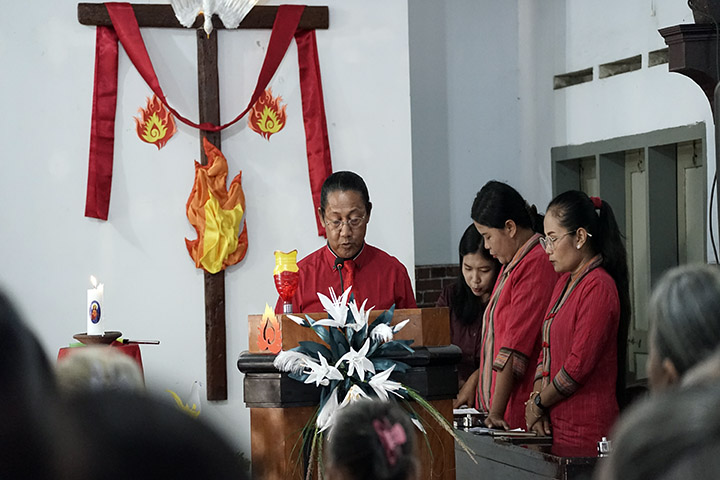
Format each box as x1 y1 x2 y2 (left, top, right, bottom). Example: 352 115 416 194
410 0 521 265
533 0 717 260
411 0 714 265
0 0 414 457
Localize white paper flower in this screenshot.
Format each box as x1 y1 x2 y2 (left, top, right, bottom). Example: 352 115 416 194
370 323 393 343
286 314 306 326
317 385 341 432
411 417 426 433
316 287 352 326
337 339 375 381
368 365 404 401
347 298 373 332
273 350 311 375
393 319 410 333
339 384 370 408
304 352 343 387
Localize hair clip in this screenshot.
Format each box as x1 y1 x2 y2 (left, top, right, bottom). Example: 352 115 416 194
373 418 407 466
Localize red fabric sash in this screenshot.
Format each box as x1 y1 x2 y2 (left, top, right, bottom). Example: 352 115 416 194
85 26 119 220
295 29 332 236
86 3 332 236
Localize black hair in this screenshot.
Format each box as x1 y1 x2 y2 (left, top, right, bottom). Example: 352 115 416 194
471 180 544 234
62 390 247 480
0 290 60 479
546 190 630 408
326 400 417 480
319 171 372 216
452 224 501 325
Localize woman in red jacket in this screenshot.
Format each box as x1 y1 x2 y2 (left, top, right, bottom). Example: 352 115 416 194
468 181 558 430
525 191 630 457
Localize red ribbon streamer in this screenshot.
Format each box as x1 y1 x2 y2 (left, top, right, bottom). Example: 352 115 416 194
296 29 332 237
85 26 119 220
85 3 332 235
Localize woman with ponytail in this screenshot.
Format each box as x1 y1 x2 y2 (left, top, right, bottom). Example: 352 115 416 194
468 181 559 429
525 191 630 457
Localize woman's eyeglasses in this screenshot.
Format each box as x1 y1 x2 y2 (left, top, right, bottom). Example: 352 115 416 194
539 230 577 252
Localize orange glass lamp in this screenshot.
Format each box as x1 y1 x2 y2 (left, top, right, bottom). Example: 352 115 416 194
274 250 299 314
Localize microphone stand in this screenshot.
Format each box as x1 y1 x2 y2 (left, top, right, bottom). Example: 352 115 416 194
334 257 344 292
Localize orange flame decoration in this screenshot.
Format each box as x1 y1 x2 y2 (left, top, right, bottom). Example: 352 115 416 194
257 304 282 354
248 88 287 140
134 94 177 149
185 138 248 274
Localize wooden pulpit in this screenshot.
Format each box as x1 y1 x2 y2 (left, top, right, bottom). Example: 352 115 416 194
237 307 460 480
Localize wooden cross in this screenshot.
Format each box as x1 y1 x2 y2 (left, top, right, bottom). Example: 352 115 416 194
78 3 328 400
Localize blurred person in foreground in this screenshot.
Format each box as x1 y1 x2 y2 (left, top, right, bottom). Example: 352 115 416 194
645 264 720 392
325 400 419 480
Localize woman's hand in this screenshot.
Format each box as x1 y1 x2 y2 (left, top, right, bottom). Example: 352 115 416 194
454 373 478 409
529 415 552 436
525 393 545 431
484 412 509 430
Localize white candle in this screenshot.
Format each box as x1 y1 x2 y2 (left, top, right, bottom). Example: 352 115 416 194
87 276 104 336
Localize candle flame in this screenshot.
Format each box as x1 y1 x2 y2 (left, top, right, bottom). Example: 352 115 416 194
90 275 98 288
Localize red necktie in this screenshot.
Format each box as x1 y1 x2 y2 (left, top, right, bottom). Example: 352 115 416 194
344 259 355 296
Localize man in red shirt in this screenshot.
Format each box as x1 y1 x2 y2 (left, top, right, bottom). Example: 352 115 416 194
275 171 416 314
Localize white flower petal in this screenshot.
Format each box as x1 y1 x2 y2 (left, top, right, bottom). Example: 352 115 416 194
286 314 306 326
326 365 344 381
317 287 350 326
313 318 345 328
349 298 373 332
339 385 369 408
358 339 370 357
368 366 404 401
274 351 312 374
370 323 393 343
411 417 426 433
317 386 341 432
392 319 410 333
337 340 375 381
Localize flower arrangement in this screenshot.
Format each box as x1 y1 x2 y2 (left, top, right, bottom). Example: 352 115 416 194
273 287 473 477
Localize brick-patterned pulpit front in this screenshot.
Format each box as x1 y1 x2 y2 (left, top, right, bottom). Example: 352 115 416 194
237 307 460 479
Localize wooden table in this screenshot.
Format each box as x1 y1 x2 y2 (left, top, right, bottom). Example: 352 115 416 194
454 429 601 480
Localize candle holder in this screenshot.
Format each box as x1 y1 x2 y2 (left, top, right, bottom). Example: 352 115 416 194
274 250 299 314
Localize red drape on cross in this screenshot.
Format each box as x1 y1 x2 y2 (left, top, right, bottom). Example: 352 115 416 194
84 3 332 236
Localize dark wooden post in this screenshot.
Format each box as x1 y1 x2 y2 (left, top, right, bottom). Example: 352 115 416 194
197 29 227 400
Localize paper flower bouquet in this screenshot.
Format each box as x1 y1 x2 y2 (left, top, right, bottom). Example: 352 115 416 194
272 287 471 477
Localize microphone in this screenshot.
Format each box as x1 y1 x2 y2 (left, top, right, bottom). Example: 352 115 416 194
334 256 345 292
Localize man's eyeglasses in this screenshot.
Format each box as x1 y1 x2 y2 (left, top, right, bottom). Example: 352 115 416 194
539 230 578 252
325 215 366 231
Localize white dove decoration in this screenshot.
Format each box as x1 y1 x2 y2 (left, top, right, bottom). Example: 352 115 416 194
170 0 259 37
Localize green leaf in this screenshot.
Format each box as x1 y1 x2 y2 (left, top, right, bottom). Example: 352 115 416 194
390 360 411 373
329 327 349 358
289 371 309 383
298 341 333 361
369 304 396 329
370 358 397 371
377 339 415 354
309 323 333 345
